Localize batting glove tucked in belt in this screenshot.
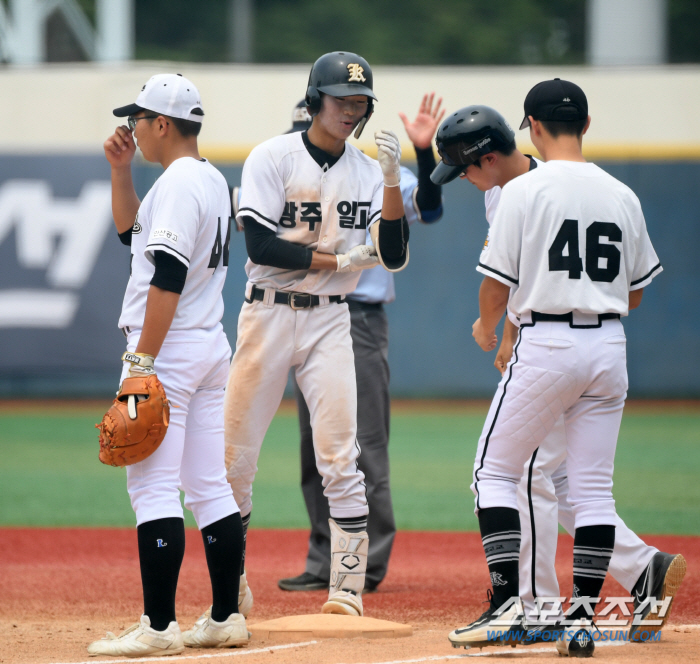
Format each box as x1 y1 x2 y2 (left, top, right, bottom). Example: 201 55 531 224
122 352 156 378
375 129 401 187
336 244 379 273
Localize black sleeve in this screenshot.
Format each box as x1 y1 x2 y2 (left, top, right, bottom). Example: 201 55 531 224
414 146 443 214
150 250 188 294
118 226 133 246
243 216 313 270
378 216 409 267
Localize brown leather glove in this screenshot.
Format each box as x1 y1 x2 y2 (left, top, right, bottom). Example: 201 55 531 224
96 374 170 467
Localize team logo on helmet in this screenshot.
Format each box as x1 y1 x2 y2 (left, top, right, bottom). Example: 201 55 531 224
347 63 366 83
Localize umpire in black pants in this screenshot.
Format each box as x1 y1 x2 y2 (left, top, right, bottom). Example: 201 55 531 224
279 94 445 591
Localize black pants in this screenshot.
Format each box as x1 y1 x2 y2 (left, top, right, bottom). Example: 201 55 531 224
295 299 395 587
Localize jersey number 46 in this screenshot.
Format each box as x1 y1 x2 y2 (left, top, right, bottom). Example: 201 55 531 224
549 219 621 283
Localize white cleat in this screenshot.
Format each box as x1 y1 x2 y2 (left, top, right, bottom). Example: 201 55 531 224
322 589 363 617
239 571 253 618
556 619 595 658
87 615 184 658
182 607 250 648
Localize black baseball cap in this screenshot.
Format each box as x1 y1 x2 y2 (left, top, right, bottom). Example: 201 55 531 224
519 78 588 130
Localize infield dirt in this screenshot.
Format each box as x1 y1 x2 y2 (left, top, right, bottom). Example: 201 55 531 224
1 528 698 663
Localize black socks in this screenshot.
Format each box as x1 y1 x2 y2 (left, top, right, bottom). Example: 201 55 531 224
240 512 251 575
478 507 521 607
570 525 615 620
137 517 185 631
201 513 244 622
334 515 368 533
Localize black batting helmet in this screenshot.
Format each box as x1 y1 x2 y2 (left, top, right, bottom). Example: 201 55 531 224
305 51 376 138
431 105 515 184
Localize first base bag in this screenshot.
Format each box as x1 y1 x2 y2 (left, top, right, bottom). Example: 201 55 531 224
96 375 170 467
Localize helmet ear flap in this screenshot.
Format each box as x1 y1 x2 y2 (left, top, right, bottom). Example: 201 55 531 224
305 87 322 116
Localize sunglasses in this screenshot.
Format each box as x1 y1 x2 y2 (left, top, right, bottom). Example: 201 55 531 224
127 115 160 132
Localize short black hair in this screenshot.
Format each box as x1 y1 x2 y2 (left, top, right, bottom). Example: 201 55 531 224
471 139 517 168
168 112 203 138
541 118 587 138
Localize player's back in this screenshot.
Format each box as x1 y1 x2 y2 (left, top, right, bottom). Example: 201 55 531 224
119 157 231 331
490 160 660 318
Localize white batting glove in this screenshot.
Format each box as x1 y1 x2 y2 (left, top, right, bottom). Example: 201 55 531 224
122 352 156 378
375 130 401 187
336 245 379 273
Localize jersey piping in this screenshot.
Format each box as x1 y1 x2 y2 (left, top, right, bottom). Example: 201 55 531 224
478 262 518 285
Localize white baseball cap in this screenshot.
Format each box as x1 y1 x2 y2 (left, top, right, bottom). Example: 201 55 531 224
113 73 204 123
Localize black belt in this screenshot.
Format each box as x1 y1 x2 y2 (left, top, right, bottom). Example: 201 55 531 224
347 299 384 312
247 285 344 310
529 311 620 328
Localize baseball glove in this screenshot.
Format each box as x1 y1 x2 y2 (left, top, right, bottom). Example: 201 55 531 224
96 374 170 467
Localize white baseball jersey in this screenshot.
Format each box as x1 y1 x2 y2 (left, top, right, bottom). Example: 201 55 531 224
236 132 384 296
119 157 231 331
478 160 662 318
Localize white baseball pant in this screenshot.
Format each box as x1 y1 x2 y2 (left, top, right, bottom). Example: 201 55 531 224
472 318 629 529
224 291 368 519
123 324 239 528
517 416 657 621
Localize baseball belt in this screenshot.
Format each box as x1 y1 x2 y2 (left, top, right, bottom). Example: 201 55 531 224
247 285 345 310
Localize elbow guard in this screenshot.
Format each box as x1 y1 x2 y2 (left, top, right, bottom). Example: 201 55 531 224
370 216 410 273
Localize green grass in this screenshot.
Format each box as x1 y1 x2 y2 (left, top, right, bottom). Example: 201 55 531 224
0 406 698 534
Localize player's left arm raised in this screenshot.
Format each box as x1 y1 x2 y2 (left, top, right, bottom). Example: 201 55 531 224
370 130 410 271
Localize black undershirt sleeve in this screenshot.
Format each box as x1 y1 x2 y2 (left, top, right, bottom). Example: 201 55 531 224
243 216 313 270
414 146 443 213
150 250 188 294
118 226 133 246
378 216 410 265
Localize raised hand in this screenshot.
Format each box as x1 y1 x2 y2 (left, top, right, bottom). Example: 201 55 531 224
104 125 136 169
398 93 446 150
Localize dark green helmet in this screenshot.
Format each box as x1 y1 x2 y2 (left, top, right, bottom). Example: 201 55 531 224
431 105 515 185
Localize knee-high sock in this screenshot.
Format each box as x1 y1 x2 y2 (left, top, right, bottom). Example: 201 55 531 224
478 507 521 607
571 525 615 620
201 513 244 622
137 517 186 631
240 511 251 575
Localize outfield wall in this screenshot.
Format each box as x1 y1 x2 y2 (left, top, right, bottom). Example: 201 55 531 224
0 64 698 397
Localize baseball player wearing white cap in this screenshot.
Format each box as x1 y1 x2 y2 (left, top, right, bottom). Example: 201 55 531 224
443 79 663 656
89 74 250 657
279 93 445 594
224 51 409 618
432 104 685 647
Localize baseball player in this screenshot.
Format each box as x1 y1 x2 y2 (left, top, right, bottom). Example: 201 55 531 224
439 80 663 656
224 51 409 618
278 93 444 593
90 74 249 657
432 105 685 645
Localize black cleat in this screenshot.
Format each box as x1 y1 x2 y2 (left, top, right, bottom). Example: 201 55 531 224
629 551 686 640
556 619 595 658
277 571 328 591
